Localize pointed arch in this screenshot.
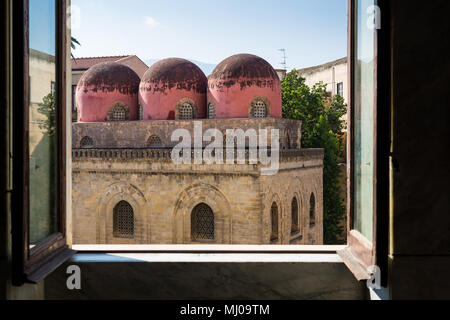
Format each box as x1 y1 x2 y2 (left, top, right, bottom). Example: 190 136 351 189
172 183 231 244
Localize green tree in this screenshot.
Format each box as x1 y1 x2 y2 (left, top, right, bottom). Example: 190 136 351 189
282 70 347 244
38 37 80 135
37 92 56 137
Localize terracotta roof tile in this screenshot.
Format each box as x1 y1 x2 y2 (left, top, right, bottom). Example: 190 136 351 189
71 55 130 70
71 55 149 78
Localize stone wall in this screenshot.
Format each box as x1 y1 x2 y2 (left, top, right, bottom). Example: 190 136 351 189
72 118 323 245
72 149 324 245
72 118 302 150
260 164 324 245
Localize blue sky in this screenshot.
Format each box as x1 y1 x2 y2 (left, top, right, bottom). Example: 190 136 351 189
30 0 56 55
71 0 347 70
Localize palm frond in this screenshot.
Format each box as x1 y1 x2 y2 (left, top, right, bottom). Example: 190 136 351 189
71 36 81 61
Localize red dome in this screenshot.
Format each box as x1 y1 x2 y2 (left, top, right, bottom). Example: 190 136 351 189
207 54 282 119
76 62 140 122
139 58 207 120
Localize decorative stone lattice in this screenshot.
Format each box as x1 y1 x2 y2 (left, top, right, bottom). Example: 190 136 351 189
208 103 216 119
191 203 214 241
113 201 134 239
108 103 130 121
250 96 270 118
253 101 267 117
179 103 194 120
175 98 198 120
80 136 94 149
147 135 163 148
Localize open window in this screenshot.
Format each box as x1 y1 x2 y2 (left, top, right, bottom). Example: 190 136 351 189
338 0 389 283
5 0 392 291
11 0 74 285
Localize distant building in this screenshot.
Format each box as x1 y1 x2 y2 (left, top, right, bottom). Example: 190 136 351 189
275 69 287 81
297 57 348 103
298 57 348 242
71 55 148 121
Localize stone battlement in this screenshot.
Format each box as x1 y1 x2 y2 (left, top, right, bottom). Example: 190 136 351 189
72 148 324 162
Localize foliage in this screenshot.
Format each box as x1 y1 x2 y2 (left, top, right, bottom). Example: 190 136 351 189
37 38 78 134
282 70 347 244
71 36 81 60
37 93 56 137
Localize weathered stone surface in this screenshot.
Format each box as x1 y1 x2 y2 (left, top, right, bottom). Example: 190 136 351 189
72 119 323 245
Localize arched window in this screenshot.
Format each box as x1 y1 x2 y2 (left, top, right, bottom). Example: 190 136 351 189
251 100 268 118
191 203 214 241
291 197 300 234
208 103 216 119
138 103 143 120
271 202 279 241
147 135 162 148
285 131 291 150
310 193 316 227
108 103 129 121
80 136 94 149
113 201 134 239
179 102 194 120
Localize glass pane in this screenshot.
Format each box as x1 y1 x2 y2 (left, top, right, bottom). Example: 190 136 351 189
29 0 58 246
353 0 376 242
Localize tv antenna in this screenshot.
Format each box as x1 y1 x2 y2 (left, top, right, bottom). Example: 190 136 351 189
278 49 287 71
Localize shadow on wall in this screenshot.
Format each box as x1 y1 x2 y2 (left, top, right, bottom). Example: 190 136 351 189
29 127 57 244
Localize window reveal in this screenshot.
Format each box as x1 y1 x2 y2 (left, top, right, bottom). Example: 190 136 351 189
80 136 94 149
108 103 129 121
179 103 194 120
291 197 300 234
252 100 268 118
113 201 135 239
310 193 316 227
191 203 214 241
271 202 279 241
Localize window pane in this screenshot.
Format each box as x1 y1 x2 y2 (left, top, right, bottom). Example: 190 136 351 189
29 0 58 246
353 0 376 241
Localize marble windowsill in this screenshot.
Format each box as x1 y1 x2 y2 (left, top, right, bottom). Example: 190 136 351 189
47 245 366 300
73 244 345 252
71 245 346 263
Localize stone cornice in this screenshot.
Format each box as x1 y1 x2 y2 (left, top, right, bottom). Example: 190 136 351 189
72 148 324 162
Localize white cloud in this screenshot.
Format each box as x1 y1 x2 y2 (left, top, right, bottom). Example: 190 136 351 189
144 17 160 28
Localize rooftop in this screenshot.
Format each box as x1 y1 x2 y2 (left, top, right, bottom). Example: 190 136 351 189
297 57 347 75
72 55 149 78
